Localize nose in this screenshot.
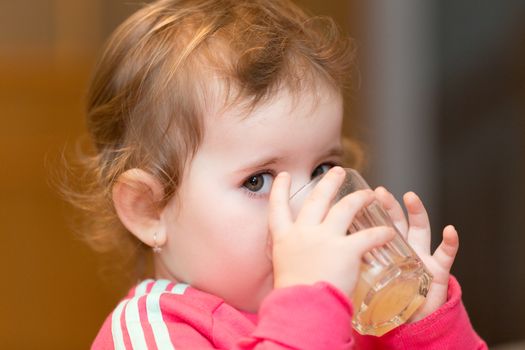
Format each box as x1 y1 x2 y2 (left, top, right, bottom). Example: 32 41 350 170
289 175 314 198
289 174 326 219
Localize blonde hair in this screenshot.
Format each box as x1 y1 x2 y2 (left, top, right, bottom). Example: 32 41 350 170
59 0 361 271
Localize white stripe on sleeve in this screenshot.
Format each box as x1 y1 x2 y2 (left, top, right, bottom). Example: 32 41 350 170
171 283 189 295
150 279 171 293
124 295 148 350
146 290 175 349
111 299 129 350
133 279 154 297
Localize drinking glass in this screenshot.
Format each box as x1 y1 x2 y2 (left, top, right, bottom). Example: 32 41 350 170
289 168 432 336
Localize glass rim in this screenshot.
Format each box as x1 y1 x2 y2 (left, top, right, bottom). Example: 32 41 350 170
289 167 359 200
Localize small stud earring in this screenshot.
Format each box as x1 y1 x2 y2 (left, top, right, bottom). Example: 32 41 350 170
152 232 162 253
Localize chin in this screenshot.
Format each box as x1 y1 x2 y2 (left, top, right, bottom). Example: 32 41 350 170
230 295 264 313
227 282 274 313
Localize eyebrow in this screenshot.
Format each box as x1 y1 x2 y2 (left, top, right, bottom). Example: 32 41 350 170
324 147 345 159
235 157 285 176
236 146 344 176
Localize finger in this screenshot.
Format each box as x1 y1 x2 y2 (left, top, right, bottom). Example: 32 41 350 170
268 172 293 237
323 189 375 235
374 186 408 238
432 225 459 271
295 166 346 225
404 192 431 253
345 226 396 257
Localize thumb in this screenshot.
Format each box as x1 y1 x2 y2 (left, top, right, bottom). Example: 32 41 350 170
432 225 459 271
268 172 293 239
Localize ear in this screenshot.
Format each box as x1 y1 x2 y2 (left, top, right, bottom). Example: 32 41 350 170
112 168 167 248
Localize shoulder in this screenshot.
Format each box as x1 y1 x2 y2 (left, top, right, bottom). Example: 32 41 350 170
91 279 223 350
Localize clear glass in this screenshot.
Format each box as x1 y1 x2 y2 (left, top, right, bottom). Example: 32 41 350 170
289 168 432 336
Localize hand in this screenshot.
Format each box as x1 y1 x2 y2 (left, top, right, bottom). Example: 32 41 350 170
268 167 396 298
374 186 459 321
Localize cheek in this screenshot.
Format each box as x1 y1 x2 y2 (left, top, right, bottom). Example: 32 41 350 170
177 192 269 258
209 196 269 253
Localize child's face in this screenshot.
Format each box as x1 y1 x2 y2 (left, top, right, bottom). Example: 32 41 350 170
158 83 344 312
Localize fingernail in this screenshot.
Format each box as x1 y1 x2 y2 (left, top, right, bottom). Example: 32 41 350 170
377 186 391 195
406 191 418 198
332 166 344 174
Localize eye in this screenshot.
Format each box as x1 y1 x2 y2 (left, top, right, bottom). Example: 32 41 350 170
243 173 274 194
311 163 334 179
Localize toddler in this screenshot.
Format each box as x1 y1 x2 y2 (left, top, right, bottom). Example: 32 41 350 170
64 0 487 348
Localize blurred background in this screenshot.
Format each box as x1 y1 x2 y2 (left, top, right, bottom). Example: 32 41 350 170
0 0 524 348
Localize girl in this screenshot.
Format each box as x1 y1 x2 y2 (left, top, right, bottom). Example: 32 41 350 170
62 0 487 348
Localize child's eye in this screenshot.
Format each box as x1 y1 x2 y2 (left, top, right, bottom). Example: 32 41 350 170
243 173 274 194
311 163 335 179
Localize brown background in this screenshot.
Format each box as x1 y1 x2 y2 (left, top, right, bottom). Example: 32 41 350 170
1 1 524 349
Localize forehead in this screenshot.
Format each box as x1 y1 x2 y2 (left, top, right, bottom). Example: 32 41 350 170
200 84 344 157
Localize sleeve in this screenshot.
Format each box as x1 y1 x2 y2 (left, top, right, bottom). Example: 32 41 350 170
353 275 488 350
237 282 355 350
91 282 355 350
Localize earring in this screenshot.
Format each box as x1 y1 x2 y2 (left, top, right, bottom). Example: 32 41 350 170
152 232 162 253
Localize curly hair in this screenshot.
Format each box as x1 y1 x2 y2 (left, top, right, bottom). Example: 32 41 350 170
57 0 361 273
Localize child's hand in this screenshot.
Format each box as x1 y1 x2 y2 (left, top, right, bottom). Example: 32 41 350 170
374 187 459 321
268 167 396 298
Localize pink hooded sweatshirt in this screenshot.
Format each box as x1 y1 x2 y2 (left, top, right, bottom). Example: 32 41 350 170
92 276 486 349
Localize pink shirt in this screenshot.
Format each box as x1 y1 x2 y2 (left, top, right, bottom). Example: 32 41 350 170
92 276 486 349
